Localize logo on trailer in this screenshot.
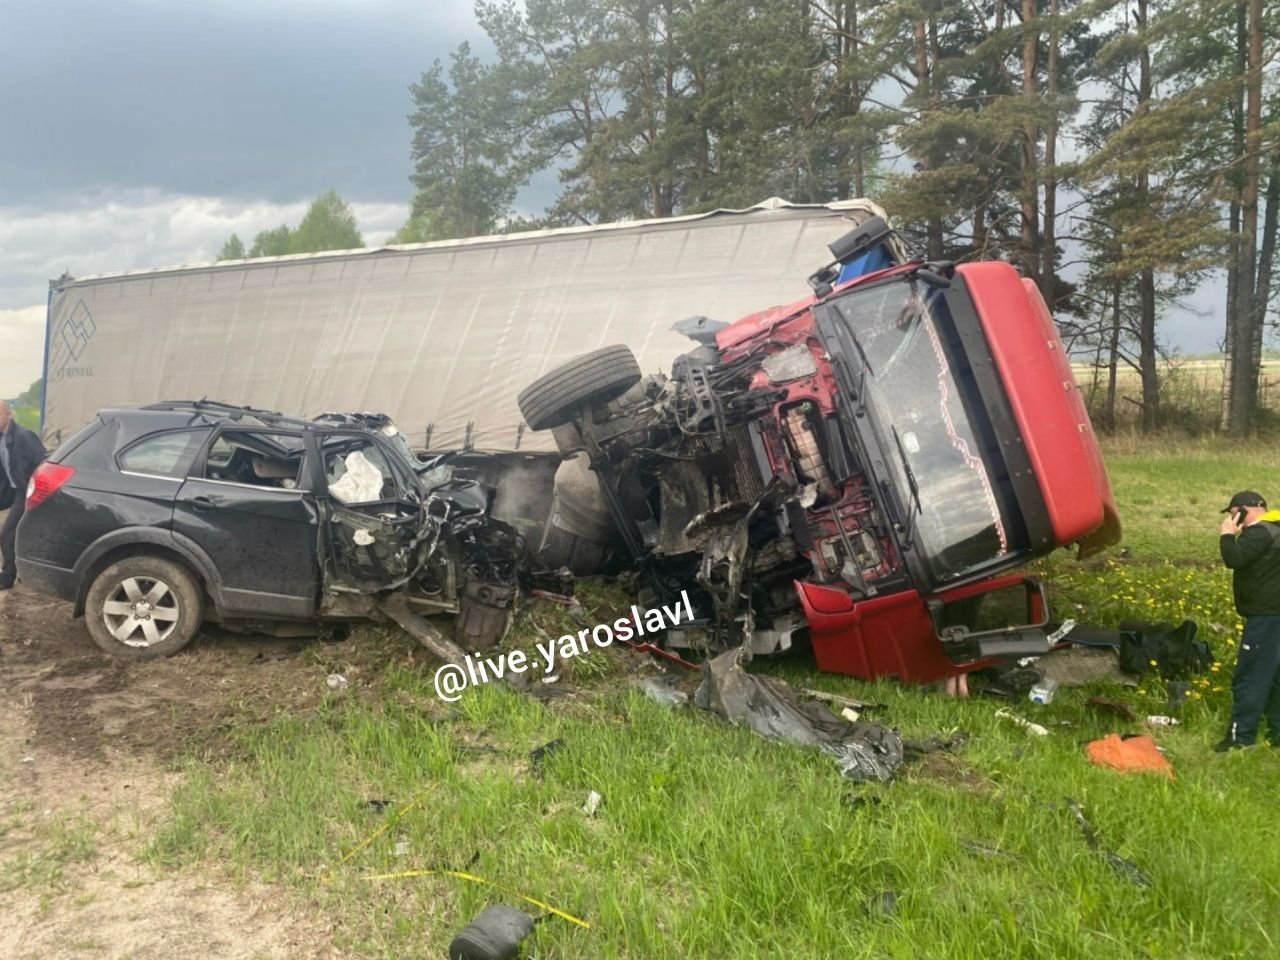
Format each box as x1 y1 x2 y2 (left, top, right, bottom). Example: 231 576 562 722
60 300 97 360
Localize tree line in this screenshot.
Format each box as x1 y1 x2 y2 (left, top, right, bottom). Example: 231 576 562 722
218 1 1277 435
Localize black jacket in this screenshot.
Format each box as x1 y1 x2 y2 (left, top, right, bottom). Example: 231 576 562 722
1220 520 1280 616
0 421 47 511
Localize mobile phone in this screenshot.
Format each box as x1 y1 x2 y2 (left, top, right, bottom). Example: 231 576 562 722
1235 507 1247 526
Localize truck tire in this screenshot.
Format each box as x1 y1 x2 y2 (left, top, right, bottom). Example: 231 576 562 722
84 556 204 659
518 345 641 432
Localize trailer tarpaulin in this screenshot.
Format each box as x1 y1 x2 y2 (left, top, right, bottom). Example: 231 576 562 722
42 199 887 451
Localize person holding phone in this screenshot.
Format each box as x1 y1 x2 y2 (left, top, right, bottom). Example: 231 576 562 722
1216 490 1280 750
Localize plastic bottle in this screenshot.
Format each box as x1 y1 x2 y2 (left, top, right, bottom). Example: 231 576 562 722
1029 677 1060 705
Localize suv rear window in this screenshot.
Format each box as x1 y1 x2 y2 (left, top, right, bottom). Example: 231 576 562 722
118 429 211 478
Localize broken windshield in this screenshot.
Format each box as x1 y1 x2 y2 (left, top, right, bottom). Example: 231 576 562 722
822 279 1022 584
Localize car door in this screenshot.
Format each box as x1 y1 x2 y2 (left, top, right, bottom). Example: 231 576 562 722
318 431 432 592
172 427 321 618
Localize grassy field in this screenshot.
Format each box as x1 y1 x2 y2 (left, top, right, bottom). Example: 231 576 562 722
144 437 1280 959
1072 358 1280 432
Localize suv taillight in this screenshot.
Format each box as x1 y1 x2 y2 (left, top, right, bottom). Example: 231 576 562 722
26 463 75 510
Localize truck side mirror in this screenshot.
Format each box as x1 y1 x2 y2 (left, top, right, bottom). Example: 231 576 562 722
828 216 891 264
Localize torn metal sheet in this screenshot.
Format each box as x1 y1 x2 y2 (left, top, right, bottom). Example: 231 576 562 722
694 644 903 782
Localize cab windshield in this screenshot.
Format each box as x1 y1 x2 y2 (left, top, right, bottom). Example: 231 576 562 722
823 279 1025 583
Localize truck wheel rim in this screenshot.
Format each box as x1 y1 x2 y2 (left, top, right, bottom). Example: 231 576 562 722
101 576 180 647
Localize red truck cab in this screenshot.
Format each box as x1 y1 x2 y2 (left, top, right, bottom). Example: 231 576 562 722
716 259 1119 682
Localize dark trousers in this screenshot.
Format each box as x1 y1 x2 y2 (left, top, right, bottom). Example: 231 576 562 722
1226 615 1280 745
0 496 24 585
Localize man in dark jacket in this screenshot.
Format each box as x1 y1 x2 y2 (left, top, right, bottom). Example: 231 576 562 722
0 400 48 589
1216 490 1280 750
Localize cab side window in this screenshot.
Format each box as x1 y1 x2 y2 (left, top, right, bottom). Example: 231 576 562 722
117 429 210 479
203 431 306 489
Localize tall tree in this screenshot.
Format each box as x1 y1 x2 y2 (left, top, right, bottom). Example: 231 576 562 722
399 41 529 241
217 233 247 261
248 224 292 258
288 190 363 253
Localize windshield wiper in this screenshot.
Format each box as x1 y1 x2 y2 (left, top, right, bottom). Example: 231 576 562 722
890 425 922 548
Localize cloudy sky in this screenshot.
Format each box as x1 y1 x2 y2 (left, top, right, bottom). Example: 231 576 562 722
0 0 488 396
0 0 1233 398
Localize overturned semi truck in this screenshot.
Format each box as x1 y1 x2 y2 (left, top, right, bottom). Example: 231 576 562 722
40 199 1119 682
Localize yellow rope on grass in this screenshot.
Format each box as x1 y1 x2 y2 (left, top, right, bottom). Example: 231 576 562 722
361 868 591 930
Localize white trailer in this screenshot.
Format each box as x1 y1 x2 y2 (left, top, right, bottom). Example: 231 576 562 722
41 198 883 451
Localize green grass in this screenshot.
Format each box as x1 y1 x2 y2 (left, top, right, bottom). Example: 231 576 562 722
11 403 39 431
1 813 98 892
144 437 1280 958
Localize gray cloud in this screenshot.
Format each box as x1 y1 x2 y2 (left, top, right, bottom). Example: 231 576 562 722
1 0 482 207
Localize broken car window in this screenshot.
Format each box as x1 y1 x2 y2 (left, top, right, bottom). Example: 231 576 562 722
203 431 306 489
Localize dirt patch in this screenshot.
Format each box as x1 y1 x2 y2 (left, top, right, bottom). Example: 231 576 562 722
906 751 995 793
0 583 385 959
0 585 405 763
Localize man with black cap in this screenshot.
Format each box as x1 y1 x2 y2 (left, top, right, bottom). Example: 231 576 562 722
1216 490 1280 750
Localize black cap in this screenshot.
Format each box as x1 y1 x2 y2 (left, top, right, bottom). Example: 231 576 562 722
1221 490 1267 513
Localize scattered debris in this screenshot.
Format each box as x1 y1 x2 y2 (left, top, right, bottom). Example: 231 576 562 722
1047 618 1077 643
902 731 969 758
582 790 603 817
448 904 536 960
635 676 689 708
1085 734 1174 778
528 589 576 606
840 706 861 722
960 839 1020 861
364 799 394 814
801 688 885 712
393 840 410 857
1064 797 1152 887
1087 695 1136 722
864 890 899 918
980 666 1044 700
844 793 883 810
695 644 903 782
1029 677 1060 704
1117 619 1212 679
528 739 565 779
995 709 1048 736
326 673 349 691
1036 645 1131 687
1145 715 1180 727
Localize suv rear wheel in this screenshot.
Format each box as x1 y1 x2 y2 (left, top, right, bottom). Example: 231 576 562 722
84 556 204 659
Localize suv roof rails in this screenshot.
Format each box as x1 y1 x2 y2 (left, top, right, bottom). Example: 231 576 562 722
140 399 318 430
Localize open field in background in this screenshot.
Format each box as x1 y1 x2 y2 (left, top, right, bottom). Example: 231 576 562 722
1072 358 1280 432
4 437 1280 959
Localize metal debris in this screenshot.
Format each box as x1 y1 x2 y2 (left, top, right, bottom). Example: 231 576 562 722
695 643 903 782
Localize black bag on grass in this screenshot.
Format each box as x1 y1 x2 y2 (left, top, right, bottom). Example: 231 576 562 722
1117 619 1212 679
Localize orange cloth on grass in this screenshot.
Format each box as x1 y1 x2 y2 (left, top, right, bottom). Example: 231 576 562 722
1085 734 1174 779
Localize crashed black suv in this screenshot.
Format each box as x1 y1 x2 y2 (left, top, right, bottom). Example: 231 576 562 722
15 401 520 658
